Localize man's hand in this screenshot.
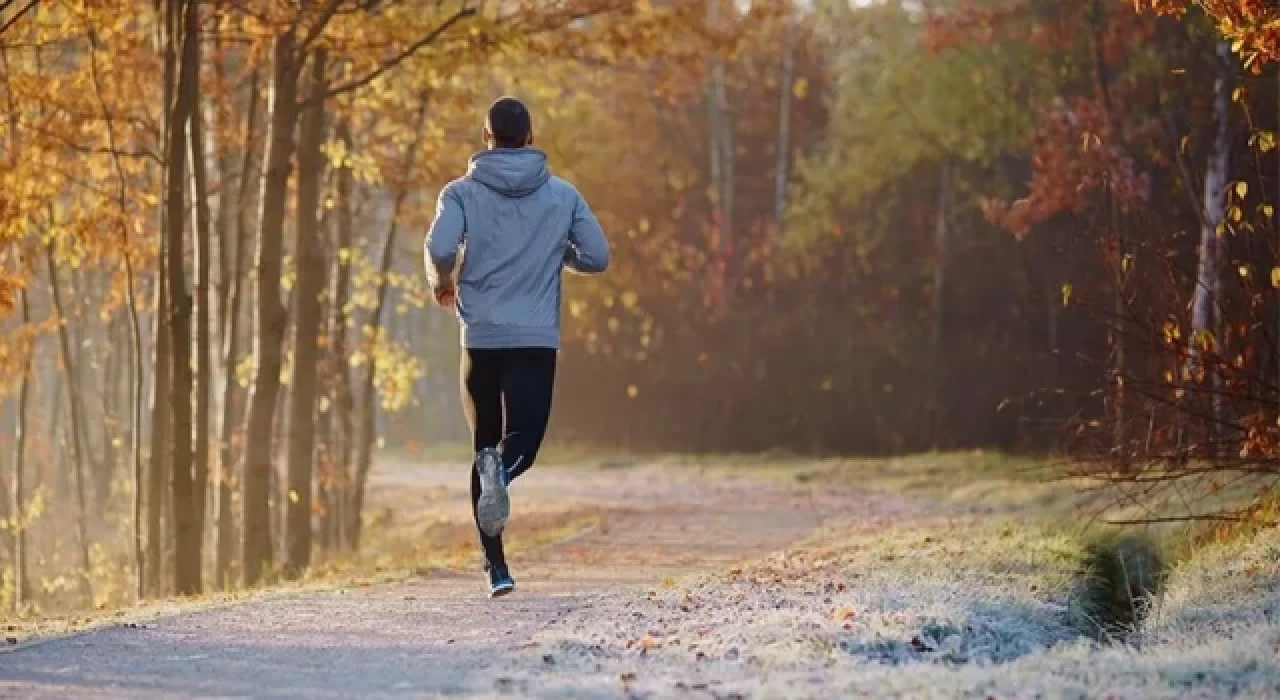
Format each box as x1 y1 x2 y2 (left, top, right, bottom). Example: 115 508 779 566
433 283 457 310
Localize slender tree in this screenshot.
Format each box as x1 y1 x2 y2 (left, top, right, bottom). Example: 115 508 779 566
242 25 299 587
324 120 356 552
284 49 329 577
350 93 428 548
9 284 31 612
44 240 92 601
1189 40 1233 448
929 164 951 447
215 67 261 589
166 0 200 596
187 0 214 592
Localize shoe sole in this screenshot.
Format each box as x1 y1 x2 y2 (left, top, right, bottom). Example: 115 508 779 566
489 583 515 599
476 449 509 537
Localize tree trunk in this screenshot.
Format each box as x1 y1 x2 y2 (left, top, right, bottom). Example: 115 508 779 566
705 0 734 307
348 94 429 548
45 242 93 602
124 259 145 601
325 120 355 552
773 11 795 232
708 62 733 244
84 14 151 602
242 28 299 587
9 286 31 613
188 5 213 592
215 68 261 590
349 329 381 549
60 265 103 532
285 49 328 578
165 0 199 597
99 317 121 504
48 363 62 496
147 265 170 596
1189 40 1232 449
1090 0 1127 453
147 0 176 601
929 164 951 448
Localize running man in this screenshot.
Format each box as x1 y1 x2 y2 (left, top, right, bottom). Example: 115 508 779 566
424 97 610 598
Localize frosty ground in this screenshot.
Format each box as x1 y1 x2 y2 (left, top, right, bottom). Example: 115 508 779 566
1 456 1277 699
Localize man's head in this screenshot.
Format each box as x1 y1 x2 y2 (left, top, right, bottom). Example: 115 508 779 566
484 97 533 150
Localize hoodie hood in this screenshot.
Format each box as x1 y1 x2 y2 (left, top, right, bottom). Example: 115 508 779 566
466 148 552 198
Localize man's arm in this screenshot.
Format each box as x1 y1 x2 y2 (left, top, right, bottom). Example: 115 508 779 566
425 184 465 303
564 188 610 274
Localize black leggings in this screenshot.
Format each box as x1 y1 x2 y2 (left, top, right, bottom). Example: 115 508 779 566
460 347 557 567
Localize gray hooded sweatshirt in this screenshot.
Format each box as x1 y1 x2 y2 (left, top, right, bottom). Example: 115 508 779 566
425 148 610 349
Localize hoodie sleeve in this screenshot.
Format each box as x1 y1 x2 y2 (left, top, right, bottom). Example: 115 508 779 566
425 183 465 290
564 187 610 275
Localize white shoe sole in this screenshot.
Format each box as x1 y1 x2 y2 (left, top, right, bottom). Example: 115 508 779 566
476 449 509 537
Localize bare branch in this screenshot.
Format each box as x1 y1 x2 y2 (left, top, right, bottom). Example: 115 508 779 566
1103 514 1247 525
0 0 39 38
295 0 346 57
308 6 476 104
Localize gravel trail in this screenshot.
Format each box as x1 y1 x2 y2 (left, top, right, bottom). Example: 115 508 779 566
0 462 899 699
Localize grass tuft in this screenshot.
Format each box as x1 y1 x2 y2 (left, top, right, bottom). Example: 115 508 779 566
1074 531 1168 642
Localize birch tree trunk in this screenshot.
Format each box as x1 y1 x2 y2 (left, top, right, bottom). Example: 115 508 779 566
188 7 214 590
1189 40 1233 450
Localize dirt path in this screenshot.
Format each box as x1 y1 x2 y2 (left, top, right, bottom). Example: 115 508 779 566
0 462 900 699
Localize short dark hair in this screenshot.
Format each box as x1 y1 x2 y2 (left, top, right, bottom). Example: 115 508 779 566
486 97 532 149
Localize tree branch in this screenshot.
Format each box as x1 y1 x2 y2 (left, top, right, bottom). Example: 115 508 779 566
1103 514 1246 525
307 6 476 104
295 0 346 57
0 0 39 38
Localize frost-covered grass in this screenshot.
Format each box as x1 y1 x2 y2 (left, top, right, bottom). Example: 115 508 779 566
481 457 1280 699
486 517 1280 698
